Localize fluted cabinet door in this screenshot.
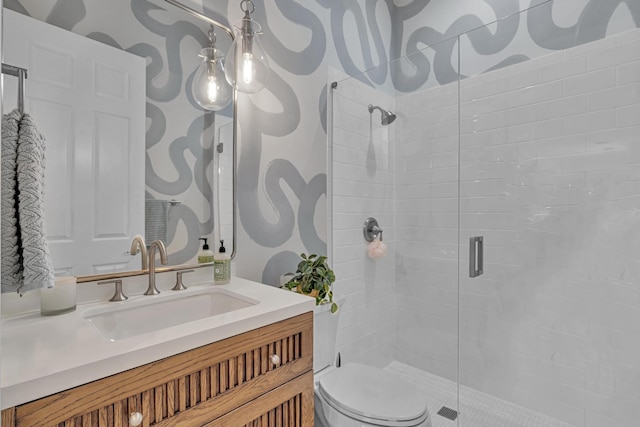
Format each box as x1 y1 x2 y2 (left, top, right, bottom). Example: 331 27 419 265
203 371 313 427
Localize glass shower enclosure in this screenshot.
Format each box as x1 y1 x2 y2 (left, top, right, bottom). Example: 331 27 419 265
328 3 640 426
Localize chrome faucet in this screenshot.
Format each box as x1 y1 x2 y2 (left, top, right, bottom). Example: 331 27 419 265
129 235 148 270
145 240 168 295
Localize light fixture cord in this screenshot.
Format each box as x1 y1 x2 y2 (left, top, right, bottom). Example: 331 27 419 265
207 25 218 60
239 0 255 54
208 26 216 46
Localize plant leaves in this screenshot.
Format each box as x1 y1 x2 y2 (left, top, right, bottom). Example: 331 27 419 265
289 252 337 307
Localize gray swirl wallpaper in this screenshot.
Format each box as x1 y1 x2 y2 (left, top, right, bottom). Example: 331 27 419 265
4 0 639 283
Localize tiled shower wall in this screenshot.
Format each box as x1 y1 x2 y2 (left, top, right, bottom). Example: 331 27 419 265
458 29 640 427
393 28 640 426
395 79 460 380
331 74 397 368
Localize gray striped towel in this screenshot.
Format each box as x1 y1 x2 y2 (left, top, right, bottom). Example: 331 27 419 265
16 113 55 293
145 199 169 245
1 109 24 293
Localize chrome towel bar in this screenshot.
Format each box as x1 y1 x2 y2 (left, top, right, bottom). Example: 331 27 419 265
2 63 28 114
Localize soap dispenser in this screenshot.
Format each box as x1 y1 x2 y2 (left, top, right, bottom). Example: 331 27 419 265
214 240 230 284
198 237 214 263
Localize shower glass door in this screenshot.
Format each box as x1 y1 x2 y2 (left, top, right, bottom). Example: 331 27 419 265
458 4 640 426
392 36 461 421
328 36 461 424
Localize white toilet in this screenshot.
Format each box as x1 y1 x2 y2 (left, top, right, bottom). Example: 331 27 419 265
313 304 432 427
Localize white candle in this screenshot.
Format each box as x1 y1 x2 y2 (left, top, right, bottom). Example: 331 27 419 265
40 276 77 316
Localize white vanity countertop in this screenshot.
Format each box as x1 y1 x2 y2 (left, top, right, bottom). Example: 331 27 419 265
1 277 315 409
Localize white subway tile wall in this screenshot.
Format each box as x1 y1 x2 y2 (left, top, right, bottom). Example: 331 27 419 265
395 74 460 381
454 29 640 427
332 28 640 427
331 77 397 369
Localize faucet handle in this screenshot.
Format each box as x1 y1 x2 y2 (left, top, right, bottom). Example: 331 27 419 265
172 269 195 291
98 279 128 302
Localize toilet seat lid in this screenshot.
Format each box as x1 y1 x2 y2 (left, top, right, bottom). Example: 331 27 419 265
318 363 428 425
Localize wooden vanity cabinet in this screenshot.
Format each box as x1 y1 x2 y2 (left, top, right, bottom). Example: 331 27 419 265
1 312 314 427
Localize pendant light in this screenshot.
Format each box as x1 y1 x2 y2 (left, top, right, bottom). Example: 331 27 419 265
192 26 233 111
224 0 269 93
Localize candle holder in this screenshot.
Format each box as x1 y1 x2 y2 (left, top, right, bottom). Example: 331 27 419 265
40 276 77 316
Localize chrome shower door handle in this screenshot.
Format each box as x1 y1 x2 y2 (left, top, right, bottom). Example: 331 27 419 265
469 236 484 278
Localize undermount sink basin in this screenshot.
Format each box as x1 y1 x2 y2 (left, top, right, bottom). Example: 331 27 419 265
84 287 258 341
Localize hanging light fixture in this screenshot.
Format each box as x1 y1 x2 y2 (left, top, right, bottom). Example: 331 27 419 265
192 26 233 111
224 0 269 93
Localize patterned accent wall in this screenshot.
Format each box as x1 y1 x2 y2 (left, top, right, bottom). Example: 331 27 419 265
4 0 638 284
231 0 639 285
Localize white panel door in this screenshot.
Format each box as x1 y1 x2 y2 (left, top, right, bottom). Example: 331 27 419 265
3 9 146 276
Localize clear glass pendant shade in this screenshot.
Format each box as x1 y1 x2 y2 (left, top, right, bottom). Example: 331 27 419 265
224 19 269 93
192 47 233 111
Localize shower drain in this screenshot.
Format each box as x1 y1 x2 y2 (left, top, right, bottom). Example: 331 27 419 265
437 406 459 421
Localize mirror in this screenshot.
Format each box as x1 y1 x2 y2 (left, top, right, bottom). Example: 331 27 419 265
1 0 235 281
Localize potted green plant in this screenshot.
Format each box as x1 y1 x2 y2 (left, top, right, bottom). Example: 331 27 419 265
281 253 338 313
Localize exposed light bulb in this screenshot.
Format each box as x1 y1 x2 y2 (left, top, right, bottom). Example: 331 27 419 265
207 74 218 101
224 6 269 94
192 47 232 111
241 53 254 84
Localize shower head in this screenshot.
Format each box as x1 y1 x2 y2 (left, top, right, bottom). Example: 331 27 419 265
368 104 396 126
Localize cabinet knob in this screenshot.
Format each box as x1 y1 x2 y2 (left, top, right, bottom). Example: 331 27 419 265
129 412 143 426
270 354 280 365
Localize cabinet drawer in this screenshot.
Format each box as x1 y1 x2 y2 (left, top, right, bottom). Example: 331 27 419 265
205 371 314 427
5 312 313 427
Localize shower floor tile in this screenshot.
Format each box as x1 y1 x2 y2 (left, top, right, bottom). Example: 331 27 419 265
384 361 575 427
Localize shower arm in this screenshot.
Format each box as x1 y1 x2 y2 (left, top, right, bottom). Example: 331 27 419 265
368 104 383 115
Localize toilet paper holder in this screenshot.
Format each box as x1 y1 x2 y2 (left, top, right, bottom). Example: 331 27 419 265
363 217 383 242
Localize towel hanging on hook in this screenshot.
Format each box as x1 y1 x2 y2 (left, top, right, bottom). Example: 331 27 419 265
2 63 28 114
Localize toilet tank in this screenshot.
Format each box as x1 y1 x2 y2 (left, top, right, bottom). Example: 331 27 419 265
313 299 343 373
